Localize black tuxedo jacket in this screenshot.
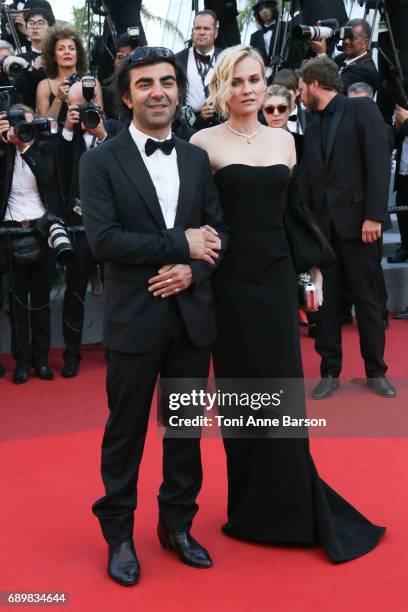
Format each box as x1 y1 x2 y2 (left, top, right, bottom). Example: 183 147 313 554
250 26 284 66
175 46 222 76
335 52 381 95
0 137 62 221
301 95 391 240
56 119 125 220
79 129 228 353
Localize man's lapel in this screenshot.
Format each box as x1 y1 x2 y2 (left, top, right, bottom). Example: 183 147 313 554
174 137 194 227
309 118 325 170
325 95 347 165
112 129 166 229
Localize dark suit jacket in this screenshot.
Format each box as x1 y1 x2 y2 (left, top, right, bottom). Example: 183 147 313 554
300 94 391 240
56 119 125 221
175 46 222 76
0 137 62 221
79 129 228 353
335 52 381 95
250 27 280 66
394 119 408 195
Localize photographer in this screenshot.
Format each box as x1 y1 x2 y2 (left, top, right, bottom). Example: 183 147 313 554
310 18 381 95
175 10 222 130
0 104 63 384
57 81 124 377
250 1 280 67
36 27 102 125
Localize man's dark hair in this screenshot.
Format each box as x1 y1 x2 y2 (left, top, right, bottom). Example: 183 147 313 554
253 1 279 27
348 82 374 98
24 8 55 26
273 69 299 93
118 49 188 106
346 18 371 39
299 56 343 92
193 10 218 28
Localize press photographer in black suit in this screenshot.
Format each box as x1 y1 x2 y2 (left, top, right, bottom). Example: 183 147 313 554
310 18 381 96
298 56 395 399
0 104 62 384
57 81 124 378
80 47 227 586
175 10 222 130
250 0 280 68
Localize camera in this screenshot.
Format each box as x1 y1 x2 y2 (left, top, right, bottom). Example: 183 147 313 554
65 72 79 88
77 102 102 129
14 118 58 143
0 56 30 82
292 20 353 43
35 214 74 264
82 74 96 101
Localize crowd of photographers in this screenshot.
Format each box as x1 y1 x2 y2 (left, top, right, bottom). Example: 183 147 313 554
0 0 407 384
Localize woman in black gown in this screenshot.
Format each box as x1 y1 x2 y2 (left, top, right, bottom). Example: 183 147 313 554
190 45 385 563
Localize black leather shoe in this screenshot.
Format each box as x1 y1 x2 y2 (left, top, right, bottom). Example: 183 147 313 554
312 375 340 400
394 307 408 320
34 365 54 380
13 365 30 385
0 362 5 377
367 377 396 398
387 245 408 264
158 525 212 569
108 540 140 586
61 360 79 378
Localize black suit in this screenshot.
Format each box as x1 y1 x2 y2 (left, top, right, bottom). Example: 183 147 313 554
335 52 381 96
301 94 391 378
250 27 280 67
56 120 125 365
393 119 408 251
80 129 228 545
0 137 62 368
176 47 222 130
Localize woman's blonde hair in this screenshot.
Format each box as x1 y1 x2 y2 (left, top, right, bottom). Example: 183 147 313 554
208 45 265 119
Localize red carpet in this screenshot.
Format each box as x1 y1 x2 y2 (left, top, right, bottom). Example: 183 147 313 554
1 320 408 611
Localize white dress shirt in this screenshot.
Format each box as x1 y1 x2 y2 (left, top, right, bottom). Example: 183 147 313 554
5 148 45 221
263 26 274 55
186 46 216 112
129 123 179 229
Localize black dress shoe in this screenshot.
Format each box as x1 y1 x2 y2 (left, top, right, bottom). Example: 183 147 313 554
61 360 79 378
0 362 5 377
34 365 54 380
394 307 408 320
367 377 396 398
108 540 140 586
387 245 408 264
13 366 30 385
158 525 212 569
312 375 340 400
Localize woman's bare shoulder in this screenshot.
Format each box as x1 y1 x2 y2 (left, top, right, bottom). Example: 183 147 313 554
190 124 225 148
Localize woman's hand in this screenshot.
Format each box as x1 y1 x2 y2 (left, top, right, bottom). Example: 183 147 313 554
56 80 70 102
309 266 323 306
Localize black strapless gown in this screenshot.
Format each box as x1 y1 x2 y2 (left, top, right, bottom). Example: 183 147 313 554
212 164 385 563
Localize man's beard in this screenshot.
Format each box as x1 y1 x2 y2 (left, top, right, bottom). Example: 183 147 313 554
307 92 320 114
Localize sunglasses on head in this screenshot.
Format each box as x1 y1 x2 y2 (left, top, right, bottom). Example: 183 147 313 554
263 104 289 115
125 46 175 68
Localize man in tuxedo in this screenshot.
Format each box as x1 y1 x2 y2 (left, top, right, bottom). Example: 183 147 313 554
57 82 124 378
80 47 228 586
298 56 395 399
250 0 280 68
176 10 222 130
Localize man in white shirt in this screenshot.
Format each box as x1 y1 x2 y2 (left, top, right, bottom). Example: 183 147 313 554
80 47 228 586
175 10 222 130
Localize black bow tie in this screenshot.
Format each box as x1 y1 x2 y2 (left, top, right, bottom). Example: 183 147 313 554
288 115 298 122
262 24 274 33
145 137 175 157
196 52 212 65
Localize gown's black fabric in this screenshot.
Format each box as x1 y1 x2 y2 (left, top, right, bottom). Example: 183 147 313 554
211 164 385 563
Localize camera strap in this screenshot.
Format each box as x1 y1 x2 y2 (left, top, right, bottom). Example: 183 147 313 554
193 48 215 95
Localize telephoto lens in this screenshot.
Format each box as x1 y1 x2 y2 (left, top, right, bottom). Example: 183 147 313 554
48 221 75 264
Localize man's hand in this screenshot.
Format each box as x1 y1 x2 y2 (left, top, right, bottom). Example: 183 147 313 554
309 38 327 56
394 105 408 129
362 219 382 243
185 226 221 265
11 12 27 34
64 104 80 132
309 266 323 306
148 264 193 297
199 101 215 121
0 113 10 142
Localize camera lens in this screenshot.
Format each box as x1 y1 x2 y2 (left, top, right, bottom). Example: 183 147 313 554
82 108 101 129
14 123 34 143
